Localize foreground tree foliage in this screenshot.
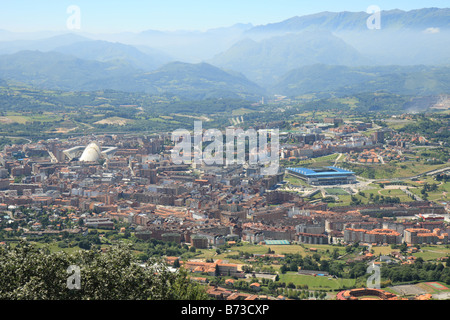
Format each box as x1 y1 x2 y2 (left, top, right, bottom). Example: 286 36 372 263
0 241 208 300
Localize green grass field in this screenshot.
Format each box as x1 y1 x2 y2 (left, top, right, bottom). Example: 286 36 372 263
403 180 450 202
283 175 309 186
196 243 350 263
413 246 450 261
325 188 349 195
343 161 449 180
4 112 62 124
278 272 357 290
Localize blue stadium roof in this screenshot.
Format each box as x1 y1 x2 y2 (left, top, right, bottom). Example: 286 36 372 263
264 240 290 245
286 166 354 176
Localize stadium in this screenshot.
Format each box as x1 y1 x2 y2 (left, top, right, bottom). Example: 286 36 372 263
286 166 356 186
336 288 405 300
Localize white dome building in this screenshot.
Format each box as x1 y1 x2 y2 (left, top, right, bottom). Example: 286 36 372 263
79 142 102 162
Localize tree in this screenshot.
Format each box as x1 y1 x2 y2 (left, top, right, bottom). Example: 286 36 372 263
78 240 91 250
289 261 298 271
332 248 340 259
0 241 208 300
320 259 330 272
349 262 367 279
399 242 408 254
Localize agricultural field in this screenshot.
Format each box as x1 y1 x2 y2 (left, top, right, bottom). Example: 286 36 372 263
1 111 62 124
94 116 135 126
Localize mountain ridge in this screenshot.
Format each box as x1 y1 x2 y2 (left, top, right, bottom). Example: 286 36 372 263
0 8 448 101
247 7 450 35
209 30 372 86
271 64 450 97
0 51 266 100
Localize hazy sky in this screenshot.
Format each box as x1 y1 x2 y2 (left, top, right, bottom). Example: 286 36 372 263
1 0 448 33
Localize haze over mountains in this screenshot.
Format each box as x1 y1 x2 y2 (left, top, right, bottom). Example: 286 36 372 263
0 8 448 100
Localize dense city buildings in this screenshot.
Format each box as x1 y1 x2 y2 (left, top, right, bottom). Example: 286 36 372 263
1 128 447 249
0 110 448 302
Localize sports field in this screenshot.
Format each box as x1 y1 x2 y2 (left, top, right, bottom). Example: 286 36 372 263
278 272 356 291
425 282 449 290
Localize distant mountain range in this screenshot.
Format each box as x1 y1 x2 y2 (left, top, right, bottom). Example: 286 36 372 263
0 8 448 100
0 33 173 71
271 64 450 97
0 50 135 90
211 8 450 85
52 40 172 71
246 8 450 34
209 30 371 86
0 51 265 100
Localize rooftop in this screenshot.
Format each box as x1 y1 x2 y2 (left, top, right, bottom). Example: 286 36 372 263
286 166 355 177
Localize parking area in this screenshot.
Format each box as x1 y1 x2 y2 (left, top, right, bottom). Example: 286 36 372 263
389 284 428 296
